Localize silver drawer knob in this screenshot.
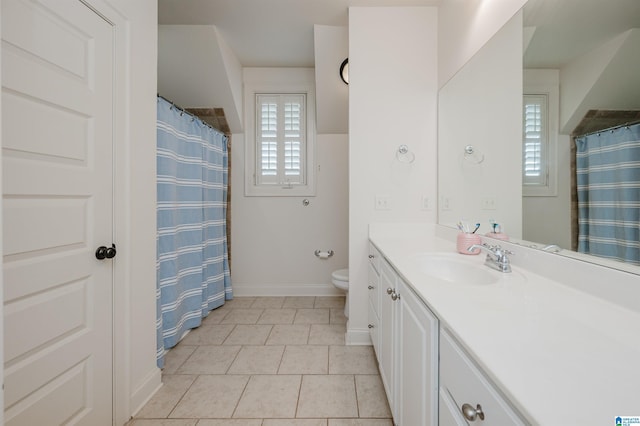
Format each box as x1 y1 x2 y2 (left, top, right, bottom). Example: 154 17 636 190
391 292 400 301
386 287 394 295
461 403 485 421
368 254 374 259
368 285 374 290
368 324 374 329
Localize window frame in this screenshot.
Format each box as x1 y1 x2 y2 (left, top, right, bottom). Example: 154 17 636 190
244 74 316 197
523 80 558 197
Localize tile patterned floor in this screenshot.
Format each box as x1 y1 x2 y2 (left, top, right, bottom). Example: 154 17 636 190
129 296 393 426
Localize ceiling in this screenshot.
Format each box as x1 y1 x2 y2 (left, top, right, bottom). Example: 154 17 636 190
159 0 640 69
158 0 440 67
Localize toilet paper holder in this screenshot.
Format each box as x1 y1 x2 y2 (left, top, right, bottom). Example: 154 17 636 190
314 250 334 259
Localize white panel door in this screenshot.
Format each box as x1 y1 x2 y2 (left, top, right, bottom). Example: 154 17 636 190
2 0 114 424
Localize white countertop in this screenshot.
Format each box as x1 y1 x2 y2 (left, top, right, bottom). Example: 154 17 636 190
369 223 640 425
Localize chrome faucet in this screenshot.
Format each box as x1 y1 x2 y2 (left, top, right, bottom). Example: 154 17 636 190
467 243 513 273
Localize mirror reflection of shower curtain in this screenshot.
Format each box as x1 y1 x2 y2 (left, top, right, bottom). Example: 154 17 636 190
575 122 640 265
156 96 232 367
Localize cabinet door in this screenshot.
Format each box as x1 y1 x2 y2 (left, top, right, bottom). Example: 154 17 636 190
379 259 397 417
397 279 439 426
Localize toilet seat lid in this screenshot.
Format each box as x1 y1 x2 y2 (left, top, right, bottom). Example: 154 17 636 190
332 268 349 281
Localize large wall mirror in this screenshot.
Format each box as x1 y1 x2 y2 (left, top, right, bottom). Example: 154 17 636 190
438 0 640 270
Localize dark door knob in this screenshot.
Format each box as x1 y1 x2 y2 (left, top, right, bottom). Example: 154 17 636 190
96 244 116 260
105 244 117 259
95 246 108 260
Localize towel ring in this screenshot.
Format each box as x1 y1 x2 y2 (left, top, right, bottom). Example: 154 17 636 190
396 145 415 163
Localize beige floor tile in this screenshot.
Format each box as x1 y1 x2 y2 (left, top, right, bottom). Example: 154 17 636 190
328 420 393 426
128 420 198 426
355 375 392 418
308 324 346 345
329 346 379 375
227 345 285 374
314 296 346 309
330 308 348 324
136 374 196 418
221 308 264 324
297 375 358 418
223 325 273 345
233 375 301 418
170 375 249 418
278 345 328 374
221 297 257 309
201 307 229 325
197 420 262 426
162 345 197 374
263 420 327 426
266 324 310 345
180 324 235 345
251 296 286 308
176 345 241 374
283 296 316 308
294 308 330 324
257 308 297 324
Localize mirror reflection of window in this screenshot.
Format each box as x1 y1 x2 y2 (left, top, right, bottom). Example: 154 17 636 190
523 94 548 187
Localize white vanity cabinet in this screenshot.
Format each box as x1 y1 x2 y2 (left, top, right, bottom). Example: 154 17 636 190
439 330 528 425
370 243 439 426
367 244 381 356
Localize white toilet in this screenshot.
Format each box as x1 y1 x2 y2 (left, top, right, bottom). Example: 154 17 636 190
331 268 349 318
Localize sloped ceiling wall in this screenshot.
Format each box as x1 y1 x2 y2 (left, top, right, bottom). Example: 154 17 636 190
314 25 348 134
158 25 243 133
560 28 640 133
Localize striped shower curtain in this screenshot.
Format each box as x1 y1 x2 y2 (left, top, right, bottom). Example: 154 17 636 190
575 122 640 265
156 96 232 367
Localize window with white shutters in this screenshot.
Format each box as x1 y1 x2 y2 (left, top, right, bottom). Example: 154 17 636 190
523 71 558 197
255 94 306 187
243 68 316 197
523 94 547 186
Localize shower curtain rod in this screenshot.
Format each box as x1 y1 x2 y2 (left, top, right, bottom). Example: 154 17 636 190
157 94 223 134
576 119 640 138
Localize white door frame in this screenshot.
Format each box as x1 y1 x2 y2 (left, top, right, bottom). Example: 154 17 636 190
79 1 132 423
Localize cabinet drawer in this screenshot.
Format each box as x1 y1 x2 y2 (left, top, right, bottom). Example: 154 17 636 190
440 330 527 425
368 298 380 358
368 261 380 316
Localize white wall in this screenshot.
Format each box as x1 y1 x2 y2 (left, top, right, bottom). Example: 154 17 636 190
438 0 527 88
231 131 349 295
349 7 438 344
232 66 348 295
0 11 4 425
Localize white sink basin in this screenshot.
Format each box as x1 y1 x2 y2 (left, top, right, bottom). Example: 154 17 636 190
407 252 498 285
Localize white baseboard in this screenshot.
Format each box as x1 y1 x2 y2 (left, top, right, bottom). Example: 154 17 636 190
231 282 343 297
129 367 162 418
346 328 372 346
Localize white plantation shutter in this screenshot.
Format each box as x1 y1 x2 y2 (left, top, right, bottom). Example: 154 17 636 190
256 94 306 186
523 94 548 186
